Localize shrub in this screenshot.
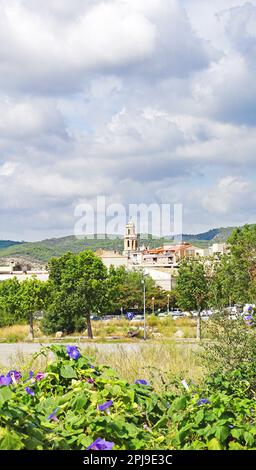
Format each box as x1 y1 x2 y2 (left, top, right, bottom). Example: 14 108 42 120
1 345 256 450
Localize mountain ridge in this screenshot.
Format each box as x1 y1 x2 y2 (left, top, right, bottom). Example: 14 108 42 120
0 224 249 264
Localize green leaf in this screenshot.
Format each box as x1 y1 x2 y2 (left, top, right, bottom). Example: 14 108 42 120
73 393 88 410
229 441 246 450
195 409 204 425
231 428 243 440
169 396 187 412
0 387 13 404
244 431 255 447
215 426 230 443
0 428 24 450
207 438 222 450
60 365 77 379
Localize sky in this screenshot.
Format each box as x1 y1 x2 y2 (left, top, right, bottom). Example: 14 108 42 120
0 0 256 240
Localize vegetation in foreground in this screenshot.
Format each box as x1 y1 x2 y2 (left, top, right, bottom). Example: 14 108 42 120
0 345 254 450
0 315 256 450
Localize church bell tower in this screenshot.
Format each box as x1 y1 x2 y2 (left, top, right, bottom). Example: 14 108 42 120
123 221 138 257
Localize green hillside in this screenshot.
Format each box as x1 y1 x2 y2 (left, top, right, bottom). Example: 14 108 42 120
0 235 124 263
0 240 23 249
0 224 249 264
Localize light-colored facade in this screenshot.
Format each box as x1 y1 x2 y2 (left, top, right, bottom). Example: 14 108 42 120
95 249 128 269
209 243 228 255
123 221 138 257
98 223 229 290
0 270 49 282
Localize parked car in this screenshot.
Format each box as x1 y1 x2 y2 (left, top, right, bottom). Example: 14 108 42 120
131 315 144 322
158 312 168 318
90 315 101 321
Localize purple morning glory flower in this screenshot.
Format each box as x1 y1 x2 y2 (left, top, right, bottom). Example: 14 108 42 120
135 379 150 386
87 438 114 450
7 370 22 383
35 372 45 381
25 387 35 396
197 398 211 405
87 378 94 384
0 375 12 386
244 315 253 321
47 407 59 421
66 345 81 360
97 400 113 412
250 408 254 413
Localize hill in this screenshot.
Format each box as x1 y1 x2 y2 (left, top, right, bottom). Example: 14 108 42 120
182 226 235 243
0 240 23 249
0 224 248 264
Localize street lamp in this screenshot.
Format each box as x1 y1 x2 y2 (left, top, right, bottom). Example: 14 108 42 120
152 296 155 316
141 279 146 340
167 294 170 314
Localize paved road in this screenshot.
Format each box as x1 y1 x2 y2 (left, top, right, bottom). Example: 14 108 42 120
0 342 144 367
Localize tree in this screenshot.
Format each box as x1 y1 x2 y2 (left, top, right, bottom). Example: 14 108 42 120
209 254 235 309
0 278 21 326
43 251 108 338
227 225 256 303
19 278 48 339
107 266 174 313
176 258 209 340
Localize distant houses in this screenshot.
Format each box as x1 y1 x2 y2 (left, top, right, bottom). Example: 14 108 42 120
0 223 228 290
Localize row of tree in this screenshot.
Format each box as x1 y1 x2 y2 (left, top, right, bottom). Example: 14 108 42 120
0 224 255 338
0 251 176 337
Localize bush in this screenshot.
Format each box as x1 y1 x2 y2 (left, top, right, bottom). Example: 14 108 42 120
0 345 256 450
202 314 256 372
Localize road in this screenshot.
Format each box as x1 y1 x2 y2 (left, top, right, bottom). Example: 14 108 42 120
0 342 144 368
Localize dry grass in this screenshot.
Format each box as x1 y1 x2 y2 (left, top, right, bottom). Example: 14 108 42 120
80 342 203 390
0 340 203 390
90 316 198 340
0 325 30 343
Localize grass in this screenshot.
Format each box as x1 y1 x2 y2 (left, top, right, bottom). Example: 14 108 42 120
0 324 42 343
0 341 204 391
90 316 199 340
80 342 203 391
0 317 205 343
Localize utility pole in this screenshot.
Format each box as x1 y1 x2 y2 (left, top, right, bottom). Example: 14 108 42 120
152 296 155 316
142 280 146 340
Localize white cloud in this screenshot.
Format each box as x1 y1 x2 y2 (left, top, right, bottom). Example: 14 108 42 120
0 0 213 93
0 161 17 176
198 176 254 214
0 0 256 239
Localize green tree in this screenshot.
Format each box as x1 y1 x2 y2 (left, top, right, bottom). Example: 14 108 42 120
0 278 21 326
43 251 108 338
18 278 48 338
176 258 209 340
227 224 256 303
209 254 235 309
107 266 174 313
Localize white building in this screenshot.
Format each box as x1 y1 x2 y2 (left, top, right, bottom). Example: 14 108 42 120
0 270 49 282
209 243 227 255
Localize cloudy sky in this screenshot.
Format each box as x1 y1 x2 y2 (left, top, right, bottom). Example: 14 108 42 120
0 0 256 240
